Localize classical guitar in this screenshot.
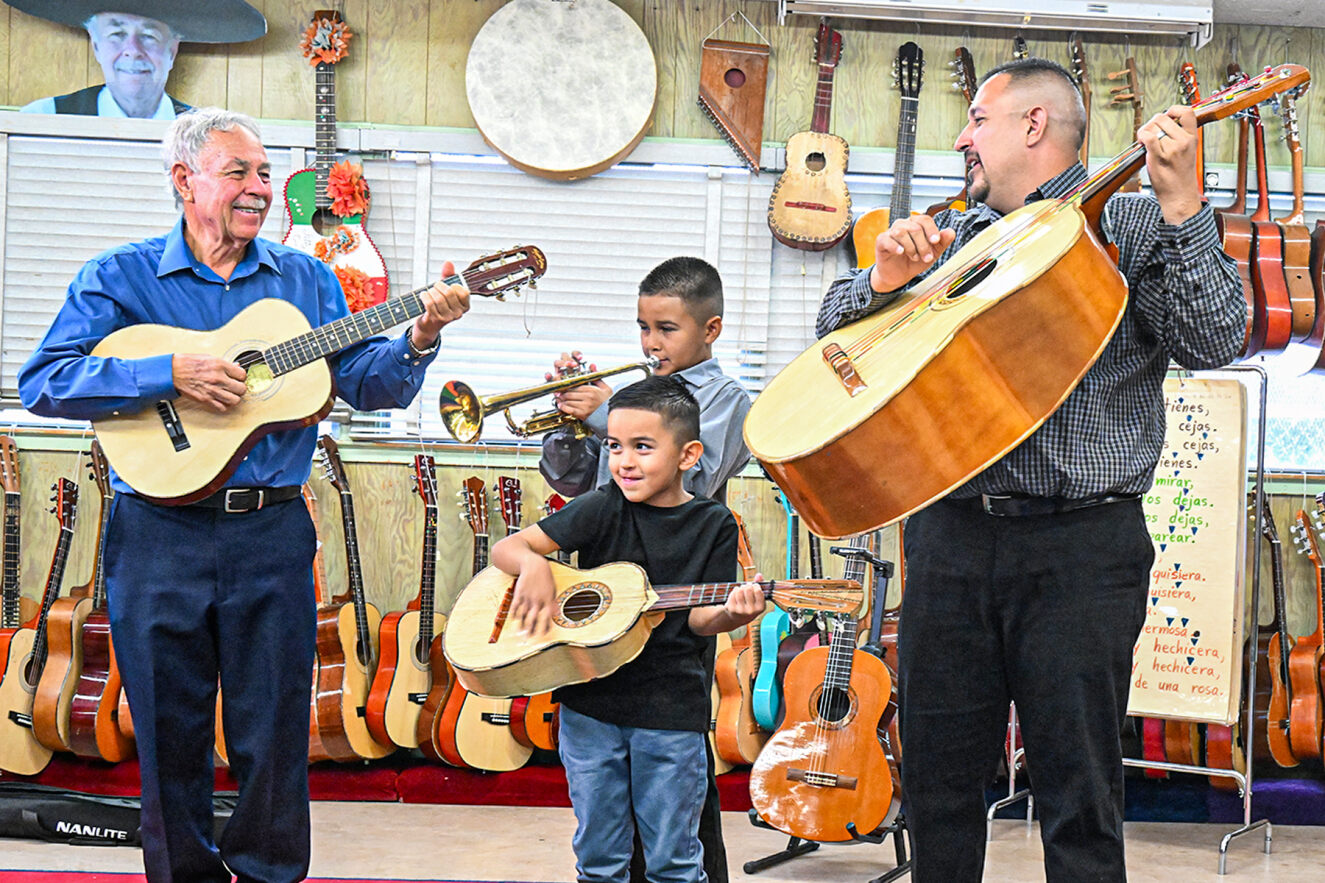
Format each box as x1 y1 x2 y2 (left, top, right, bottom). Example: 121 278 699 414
1287 505 1324 761
767 21 851 251
62 442 134 762
315 435 393 760
1272 89 1317 347
749 581 894 841
445 559 863 699
1262 498 1298 768
90 246 545 505
496 478 560 754
304 483 335 764
1071 36 1092 170
365 454 449 750
856 532 903 803
282 10 388 311
1106 56 1144 194
851 42 924 270
430 477 532 771
751 489 795 730
1247 106 1293 355
0 479 77 775
745 65 1310 539
714 511 769 766
0 437 37 660
1215 64 1256 355
924 46 977 218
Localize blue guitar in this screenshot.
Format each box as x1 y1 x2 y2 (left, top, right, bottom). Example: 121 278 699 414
751 488 797 730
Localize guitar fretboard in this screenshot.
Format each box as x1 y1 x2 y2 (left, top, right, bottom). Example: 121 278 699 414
337 488 375 671
1 492 19 628
31 521 75 685
418 501 438 661
810 63 837 134
314 62 337 209
888 96 919 221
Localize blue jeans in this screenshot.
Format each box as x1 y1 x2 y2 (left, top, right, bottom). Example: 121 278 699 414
559 706 709 883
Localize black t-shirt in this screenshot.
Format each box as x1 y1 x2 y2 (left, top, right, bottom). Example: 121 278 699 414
538 482 739 732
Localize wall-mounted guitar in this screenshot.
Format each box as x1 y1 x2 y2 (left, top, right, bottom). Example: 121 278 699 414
1272 89 1318 356
1246 104 1294 356
1216 64 1256 356
1107 56 1144 194
851 42 923 270
767 21 850 250
365 454 448 750
283 9 387 312
924 46 977 217
0 479 76 775
90 246 545 505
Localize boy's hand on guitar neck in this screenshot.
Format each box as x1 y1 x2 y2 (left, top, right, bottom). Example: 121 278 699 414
1138 104 1203 226
689 575 766 635
548 350 612 422
869 214 957 295
411 260 471 351
172 354 248 413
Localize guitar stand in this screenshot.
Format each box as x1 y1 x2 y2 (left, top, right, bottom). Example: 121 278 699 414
743 809 912 881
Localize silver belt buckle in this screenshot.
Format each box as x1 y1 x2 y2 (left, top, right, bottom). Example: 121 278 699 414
981 493 1010 516
224 488 263 513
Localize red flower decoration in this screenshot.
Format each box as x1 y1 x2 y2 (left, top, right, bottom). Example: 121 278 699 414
334 265 372 313
327 160 370 218
300 18 353 67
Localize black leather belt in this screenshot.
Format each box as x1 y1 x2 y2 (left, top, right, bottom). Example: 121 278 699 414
189 486 301 513
956 492 1142 518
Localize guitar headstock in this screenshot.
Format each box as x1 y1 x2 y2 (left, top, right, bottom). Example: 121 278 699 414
461 246 547 301
1292 508 1322 566
1204 65 1309 127
772 579 863 616
814 20 842 70
893 42 924 100
732 511 758 582
461 476 488 537
1178 62 1201 106
950 46 977 104
0 436 18 495
1069 35 1091 100
1013 35 1029 61
1108 57 1144 131
317 435 351 494
1259 496 1280 545
50 477 78 531
498 476 522 535
542 493 568 518
411 454 438 509
301 10 352 68
1275 86 1304 152
87 440 112 499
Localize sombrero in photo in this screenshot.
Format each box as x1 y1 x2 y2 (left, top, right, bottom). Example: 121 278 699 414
4 0 267 43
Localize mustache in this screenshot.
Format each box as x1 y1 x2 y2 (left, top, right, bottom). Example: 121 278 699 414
233 199 269 211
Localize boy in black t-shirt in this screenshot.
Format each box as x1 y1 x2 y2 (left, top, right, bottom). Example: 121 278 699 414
493 376 763 883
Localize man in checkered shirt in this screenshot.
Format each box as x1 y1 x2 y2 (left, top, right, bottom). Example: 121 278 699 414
818 58 1244 882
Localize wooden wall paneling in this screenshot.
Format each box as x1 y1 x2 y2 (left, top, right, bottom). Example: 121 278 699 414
1305 27 1325 170
223 0 268 118
334 0 370 125
829 21 901 153
259 0 314 122
7 14 90 109
423 0 506 130
0 9 9 103
362 0 429 127
16 448 98 609
171 44 232 111
767 16 818 144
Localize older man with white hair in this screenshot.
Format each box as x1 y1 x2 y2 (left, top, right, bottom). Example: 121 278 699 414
19 108 471 882
12 1 265 118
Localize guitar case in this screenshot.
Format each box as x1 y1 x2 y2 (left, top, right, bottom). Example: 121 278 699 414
0 783 234 846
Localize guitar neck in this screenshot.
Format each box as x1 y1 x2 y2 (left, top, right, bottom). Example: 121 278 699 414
651 580 777 612
473 533 489 576
418 504 438 651
887 96 919 219
808 534 823 580
810 63 836 134
824 614 861 690
787 513 800 579
337 489 375 669
89 493 113 609
32 525 75 679
314 61 337 209
1250 112 1271 223
1 493 19 628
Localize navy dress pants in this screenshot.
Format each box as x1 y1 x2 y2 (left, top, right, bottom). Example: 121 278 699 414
897 498 1153 883
105 493 317 883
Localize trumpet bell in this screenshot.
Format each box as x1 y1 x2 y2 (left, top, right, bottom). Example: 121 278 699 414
440 380 484 443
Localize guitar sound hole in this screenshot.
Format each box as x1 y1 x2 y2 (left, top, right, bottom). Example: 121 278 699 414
238 351 274 394
943 257 999 303
805 152 826 172
816 685 852 725
562 590 603 621
312 208 341 236
553 581 612 628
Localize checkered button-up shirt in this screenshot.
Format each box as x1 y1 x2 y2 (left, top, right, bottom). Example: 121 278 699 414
816 164 1246 499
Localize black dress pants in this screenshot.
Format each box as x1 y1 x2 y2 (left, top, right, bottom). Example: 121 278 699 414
897 497 1152 883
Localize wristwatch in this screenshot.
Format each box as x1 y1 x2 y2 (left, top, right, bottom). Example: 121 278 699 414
406 330 440 359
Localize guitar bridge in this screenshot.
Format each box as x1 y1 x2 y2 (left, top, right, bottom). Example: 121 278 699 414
9 710 33 729
156 401 190 452
408 692 428 705
787 767 857 790
822 343 867 397
481 712 512 726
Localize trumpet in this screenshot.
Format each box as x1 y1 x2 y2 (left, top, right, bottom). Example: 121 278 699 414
439 356 659 443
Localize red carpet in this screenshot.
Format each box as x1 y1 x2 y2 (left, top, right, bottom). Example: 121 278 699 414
0 874 527 882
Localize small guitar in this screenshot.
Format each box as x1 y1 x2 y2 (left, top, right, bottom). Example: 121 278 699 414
1106 57 1144 193
316 435 393 760
1287 505 1324 761
751 489 795 730
283 10 388 311
429 477 532 771
767 21 850 251
749 572 894 841
445 559 862 699
924 46 977 217
714 511 768 766
500 478 560 754
851 42 924 270
91 246 545 504
0 479 77 775
1246 107 1294 355
1263 499 1298 768
63 441 134 762
1272 90 1317 347
365 454 448 750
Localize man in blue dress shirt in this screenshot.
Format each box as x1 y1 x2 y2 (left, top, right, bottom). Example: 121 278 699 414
19 107 469 883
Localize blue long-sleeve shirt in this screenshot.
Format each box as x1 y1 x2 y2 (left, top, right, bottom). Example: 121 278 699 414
19 219 436 493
